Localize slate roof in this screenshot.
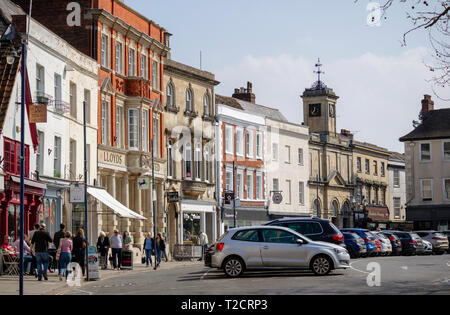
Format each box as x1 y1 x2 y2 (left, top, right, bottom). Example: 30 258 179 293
216 94 288 122
399 108 450 142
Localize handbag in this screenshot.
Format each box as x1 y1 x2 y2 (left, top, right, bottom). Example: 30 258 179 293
141 254 146 264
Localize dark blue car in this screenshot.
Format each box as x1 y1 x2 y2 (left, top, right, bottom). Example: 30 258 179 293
341 228 378 256
343 232 367 258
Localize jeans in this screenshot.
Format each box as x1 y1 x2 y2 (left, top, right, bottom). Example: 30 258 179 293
23 255 32 273
155 248 161 265
144 249 153 266
161 248 169 262
35 252 49 279
59 252 72 279
200 244 208 260
111 248 122 269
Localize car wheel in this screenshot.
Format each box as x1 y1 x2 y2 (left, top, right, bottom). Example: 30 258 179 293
223 256 245 278
311 255 332 276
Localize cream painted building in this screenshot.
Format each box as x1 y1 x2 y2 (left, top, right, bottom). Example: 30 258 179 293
266 118 310 217
400 95 450 231
163 59 219 251
388 152 407 226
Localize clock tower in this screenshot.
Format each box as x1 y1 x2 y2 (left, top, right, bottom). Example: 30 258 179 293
301 59 339 136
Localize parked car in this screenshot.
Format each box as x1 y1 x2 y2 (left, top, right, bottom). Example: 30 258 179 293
442 231 450 254
381 231 403 255
414 231 449 255
422 239 433 255
370 231 393 256
206 226 350 277
265 216 345 248
340 229 378 256
343 232 367 258
383 231 425 256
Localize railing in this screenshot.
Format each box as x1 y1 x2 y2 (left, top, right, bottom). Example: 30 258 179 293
52 100 70 114
172 244 203 261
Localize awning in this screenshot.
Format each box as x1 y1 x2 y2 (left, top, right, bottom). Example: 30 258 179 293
87 187 146 220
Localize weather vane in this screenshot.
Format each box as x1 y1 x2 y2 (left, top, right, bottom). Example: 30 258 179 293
314 58 324 85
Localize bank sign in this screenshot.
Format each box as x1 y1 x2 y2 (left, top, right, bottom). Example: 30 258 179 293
98 149 126 168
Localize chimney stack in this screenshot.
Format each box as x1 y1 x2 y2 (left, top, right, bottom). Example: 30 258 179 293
421 94 434 117
232 81 256 104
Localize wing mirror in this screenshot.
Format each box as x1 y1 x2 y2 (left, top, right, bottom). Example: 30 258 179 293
296 239 304 246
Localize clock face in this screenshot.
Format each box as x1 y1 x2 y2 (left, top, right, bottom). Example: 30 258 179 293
309 104 321 117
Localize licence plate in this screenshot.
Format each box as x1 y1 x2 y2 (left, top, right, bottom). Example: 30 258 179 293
417 242 422 246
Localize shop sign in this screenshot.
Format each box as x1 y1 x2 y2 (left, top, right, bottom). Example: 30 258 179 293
29 104 47 123
167 191 179 203
98 149 126 168
70 184 85 203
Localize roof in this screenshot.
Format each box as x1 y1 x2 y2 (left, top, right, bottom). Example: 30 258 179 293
164 59 219 85
215 94 288 122
388 151 405 162
0 0 26 23
399 108 450 142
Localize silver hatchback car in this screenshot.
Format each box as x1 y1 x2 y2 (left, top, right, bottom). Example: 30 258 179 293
207 226 350 277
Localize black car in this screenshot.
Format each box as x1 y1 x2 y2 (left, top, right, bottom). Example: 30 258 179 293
382 230 425 256
264 216 345 248
381 231 403 256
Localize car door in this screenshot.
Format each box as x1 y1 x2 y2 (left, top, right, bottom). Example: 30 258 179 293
260 228 308 268
230 229 263 268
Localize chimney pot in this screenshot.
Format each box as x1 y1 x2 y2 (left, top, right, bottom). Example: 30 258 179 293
421 94 434 117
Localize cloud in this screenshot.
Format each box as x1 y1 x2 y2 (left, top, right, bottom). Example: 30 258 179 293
213 47 449 153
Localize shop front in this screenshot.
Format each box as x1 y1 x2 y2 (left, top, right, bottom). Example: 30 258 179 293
406 205 450 231
38 179 69 237
364 206 390 230
222 206 269 231
180 200 216 245
0 175 46 239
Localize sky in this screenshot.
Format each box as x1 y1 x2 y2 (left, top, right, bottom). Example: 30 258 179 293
129 0 449 153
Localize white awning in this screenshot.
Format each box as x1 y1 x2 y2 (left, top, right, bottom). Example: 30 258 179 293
87 187 146 220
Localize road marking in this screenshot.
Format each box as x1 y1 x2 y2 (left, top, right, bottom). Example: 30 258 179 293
446 262 450 267
349 261 370 275
200 270 211 280
76 289 94 295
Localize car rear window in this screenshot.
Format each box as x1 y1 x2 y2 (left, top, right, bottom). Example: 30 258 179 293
433 232 445 237
283 221 323 235
410 233 422 240
362 231 375 239
232 230 260 242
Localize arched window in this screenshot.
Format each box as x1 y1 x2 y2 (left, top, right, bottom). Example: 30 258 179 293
204 146 210 182
341 202 350 217
195 142 202 180
185 142 192 179
167 140 173 178
203 94 210 116
186 89 193 112
331 200 339 217
166 84 174 108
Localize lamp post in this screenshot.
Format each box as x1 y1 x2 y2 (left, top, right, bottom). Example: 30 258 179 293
151 137 157 270
83 100 89 281
19 38 26 297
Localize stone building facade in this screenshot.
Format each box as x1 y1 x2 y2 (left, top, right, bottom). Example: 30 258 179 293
163 59 219 250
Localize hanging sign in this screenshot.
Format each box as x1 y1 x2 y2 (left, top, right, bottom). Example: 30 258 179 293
29 104 47 123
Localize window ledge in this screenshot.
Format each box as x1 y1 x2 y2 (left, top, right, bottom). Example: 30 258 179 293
184 110 198 118
165 105 180 114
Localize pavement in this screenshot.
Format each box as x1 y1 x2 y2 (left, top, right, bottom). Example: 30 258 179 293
65 254 450 295
0 259 204 295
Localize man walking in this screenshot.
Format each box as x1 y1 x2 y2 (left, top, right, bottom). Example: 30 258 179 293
198 231 208 261
110 229 123 270
53 223 66 275
31 223 53 281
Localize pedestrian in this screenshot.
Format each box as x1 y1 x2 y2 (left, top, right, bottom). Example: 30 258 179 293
96 231 110 270
28 223 40 242
58 231 73 281
198 231 209 261
72 229 87 277
159 233 168 262
14 234 33 274
154 233 162 269
110 229 123 270
143 233 153 267
31 223 53 281
123 231 132 250
53 223 66 276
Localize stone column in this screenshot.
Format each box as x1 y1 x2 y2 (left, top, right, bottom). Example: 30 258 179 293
121 174 131 235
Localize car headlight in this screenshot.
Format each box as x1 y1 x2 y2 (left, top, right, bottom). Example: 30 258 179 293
334 248 347 255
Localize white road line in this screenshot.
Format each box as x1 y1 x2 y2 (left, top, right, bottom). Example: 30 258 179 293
200 270 211 280
349 261 370 275
76 289 94 295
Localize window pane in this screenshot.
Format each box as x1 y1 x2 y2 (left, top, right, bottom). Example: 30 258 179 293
262 229 297 244
444 179 450 200
232 230 259 242
421 143 431 161
444 142 450 160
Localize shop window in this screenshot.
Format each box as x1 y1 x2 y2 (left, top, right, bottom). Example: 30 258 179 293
183 213 201 244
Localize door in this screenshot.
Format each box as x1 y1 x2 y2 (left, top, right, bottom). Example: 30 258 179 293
230 229 263 267
260 229 308 268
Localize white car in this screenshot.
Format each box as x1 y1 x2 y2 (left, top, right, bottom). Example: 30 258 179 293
371 232 392 256
422 239 433 255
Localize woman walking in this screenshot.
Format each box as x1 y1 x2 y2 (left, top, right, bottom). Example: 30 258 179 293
143 233 153 267
97 231 110 270
58 232 73 281
159 233 168 262
72 229 87 277
154 233 162 268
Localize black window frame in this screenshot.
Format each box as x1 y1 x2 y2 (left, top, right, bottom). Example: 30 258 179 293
231 229 262 243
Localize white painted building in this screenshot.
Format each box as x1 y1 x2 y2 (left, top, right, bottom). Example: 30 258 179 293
265 118 310 217
0 1 98 239
387 152 406 224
